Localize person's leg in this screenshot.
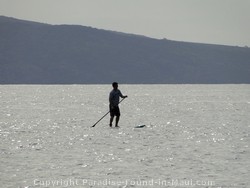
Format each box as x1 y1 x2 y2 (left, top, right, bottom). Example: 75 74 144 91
115 116 120 127
110 116 114 127
109 104 114 127
115 106 121 127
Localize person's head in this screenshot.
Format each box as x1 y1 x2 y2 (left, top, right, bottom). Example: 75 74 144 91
112 82 118 89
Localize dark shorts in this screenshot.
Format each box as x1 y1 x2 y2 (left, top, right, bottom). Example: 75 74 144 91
110 105 120 117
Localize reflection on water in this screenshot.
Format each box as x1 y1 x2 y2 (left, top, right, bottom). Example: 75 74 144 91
0 85 249 187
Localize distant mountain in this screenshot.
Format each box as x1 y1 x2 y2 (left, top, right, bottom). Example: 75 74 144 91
0 16 250 84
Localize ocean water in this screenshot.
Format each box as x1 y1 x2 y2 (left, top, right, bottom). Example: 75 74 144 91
0 85 249 188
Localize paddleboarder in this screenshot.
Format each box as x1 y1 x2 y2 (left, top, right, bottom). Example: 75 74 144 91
109 82 127 127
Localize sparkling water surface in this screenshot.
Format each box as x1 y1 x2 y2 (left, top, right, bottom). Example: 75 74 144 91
0 85 249 188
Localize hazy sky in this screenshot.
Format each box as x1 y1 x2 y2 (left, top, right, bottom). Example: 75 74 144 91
1 0 250 46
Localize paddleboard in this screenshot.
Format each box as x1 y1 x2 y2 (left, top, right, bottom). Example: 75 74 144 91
110 126 120 129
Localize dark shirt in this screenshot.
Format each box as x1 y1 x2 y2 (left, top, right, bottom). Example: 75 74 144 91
109 89 123 107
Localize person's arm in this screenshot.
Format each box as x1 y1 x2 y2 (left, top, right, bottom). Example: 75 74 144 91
119 90 128 98
109 92 114 106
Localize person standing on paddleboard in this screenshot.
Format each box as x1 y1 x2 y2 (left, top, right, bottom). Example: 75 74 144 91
109 82 127 127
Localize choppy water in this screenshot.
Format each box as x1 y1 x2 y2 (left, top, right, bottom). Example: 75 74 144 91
0 85 249 188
